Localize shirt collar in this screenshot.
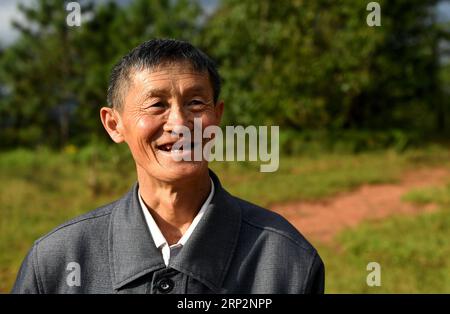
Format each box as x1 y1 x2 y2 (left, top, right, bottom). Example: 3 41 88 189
108 170 241 292
138 177 215 249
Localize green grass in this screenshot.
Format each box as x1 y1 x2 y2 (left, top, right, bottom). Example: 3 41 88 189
319 207 450 293
321 174 450 293
402 183 450 205
1 144 449 292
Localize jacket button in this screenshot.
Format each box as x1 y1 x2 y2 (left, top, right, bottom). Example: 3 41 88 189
156 278 174 293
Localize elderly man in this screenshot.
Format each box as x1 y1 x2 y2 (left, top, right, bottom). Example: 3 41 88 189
12 39 324 294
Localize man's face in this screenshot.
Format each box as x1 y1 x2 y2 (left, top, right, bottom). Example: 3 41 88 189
114 62 223 183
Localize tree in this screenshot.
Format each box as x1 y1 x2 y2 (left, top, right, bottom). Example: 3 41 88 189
0 0 202 148
201 0 449 136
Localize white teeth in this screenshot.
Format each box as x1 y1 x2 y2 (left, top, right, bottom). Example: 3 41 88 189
158 144 172 151
158 142 200 152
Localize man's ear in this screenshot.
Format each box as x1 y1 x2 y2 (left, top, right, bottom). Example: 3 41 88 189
215 101 224 124
100 107 125 143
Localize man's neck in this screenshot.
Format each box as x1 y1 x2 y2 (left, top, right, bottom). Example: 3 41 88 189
137 168 211 245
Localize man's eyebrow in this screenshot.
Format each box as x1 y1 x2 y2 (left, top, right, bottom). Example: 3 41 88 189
183 85 211 96
140 85 212 104
142 88 170 100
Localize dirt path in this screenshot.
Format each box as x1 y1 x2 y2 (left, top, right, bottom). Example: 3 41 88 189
271 167 449 244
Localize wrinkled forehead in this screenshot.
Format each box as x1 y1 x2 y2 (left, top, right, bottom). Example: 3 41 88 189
129 61 213 94
119 61 214 110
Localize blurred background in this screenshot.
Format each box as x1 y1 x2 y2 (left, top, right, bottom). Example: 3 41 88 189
0 0 449 293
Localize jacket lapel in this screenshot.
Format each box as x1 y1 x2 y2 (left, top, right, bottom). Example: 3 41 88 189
108 170 242 293
169 170 242 292
108 183 165 291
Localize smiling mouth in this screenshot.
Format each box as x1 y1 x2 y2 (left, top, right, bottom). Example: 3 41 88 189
156 142 200 152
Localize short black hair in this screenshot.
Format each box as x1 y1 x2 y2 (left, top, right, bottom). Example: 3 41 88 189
107 38 221 111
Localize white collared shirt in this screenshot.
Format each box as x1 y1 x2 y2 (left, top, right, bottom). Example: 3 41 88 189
138 178 214 267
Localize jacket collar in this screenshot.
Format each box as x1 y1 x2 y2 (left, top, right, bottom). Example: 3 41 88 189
108 170 242 292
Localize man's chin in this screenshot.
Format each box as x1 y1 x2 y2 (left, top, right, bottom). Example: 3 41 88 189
160 160 208 180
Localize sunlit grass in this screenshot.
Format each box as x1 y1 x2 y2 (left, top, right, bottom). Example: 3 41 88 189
1 144 449 292
320 206 450 293
321 163 450 293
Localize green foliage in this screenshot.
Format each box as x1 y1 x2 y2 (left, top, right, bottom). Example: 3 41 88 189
278 129 424 155
201 0 449 132
201 0 377 128
0 0 202 148
1 0 448 149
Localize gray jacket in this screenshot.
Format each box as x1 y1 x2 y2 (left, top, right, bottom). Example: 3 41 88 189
12 171 325 294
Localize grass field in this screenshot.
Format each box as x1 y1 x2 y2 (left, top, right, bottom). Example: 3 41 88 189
1 143 449 293
322 182 450 293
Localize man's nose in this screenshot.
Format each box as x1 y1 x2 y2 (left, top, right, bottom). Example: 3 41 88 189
163 105 192 134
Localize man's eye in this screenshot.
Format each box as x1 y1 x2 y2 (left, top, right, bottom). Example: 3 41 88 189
188 100 205 106
145 102 165 110
151 102 165 108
